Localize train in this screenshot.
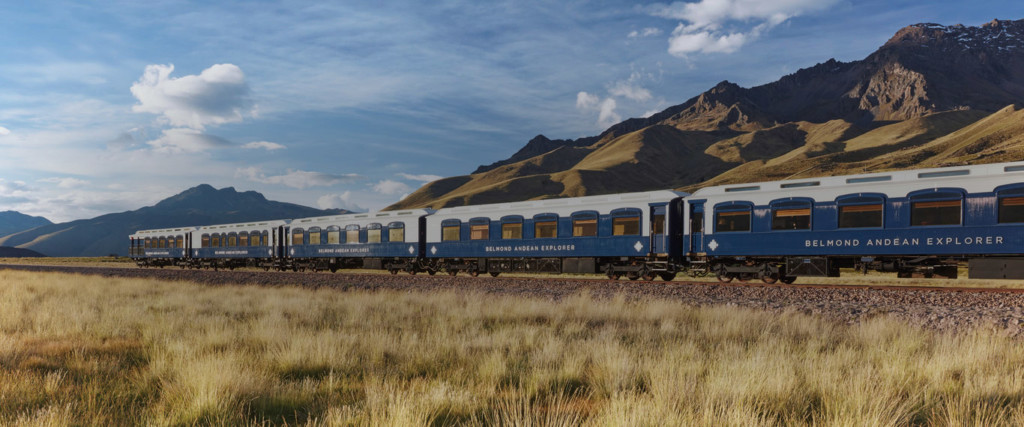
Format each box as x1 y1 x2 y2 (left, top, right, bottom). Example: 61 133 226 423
129 161 1024 282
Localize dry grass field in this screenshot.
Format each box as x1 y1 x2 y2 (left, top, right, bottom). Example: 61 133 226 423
3 270 1024 425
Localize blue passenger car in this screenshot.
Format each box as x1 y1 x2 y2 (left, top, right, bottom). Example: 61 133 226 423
129 226 197 267
685 162 1024 282
286 209 433 273
425 191 686 279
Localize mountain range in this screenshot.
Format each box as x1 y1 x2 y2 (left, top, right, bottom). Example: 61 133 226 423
388 19 1024 210
0 185 348 257
0 210 52 238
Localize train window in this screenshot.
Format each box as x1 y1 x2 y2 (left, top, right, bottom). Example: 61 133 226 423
534 214 558 238
715 203 752 232
262 232 270 246
470 218 489 240
770 200 812 230
367 223 382 243
1000 197 1024 223
158 238 165 248
572 212 598 237
909 190 962 226
388 222 405 242
611 208 642 236
212 235 221 247
239 232 248 247
227 234 237 247
168 237 176 249
840 204 883 228
144 238 151 248
837 194 884 228
176 236 184 248
501 223 522 239
346 225 360 244
500 216 523 240
613 217 640 235
309 227 321 245
292 228 304 245
201 235 209 247
442 219 461 241
327 226 341 244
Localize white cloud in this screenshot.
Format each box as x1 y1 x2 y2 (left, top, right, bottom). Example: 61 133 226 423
576 92 624 129
576 91 600 110
608 81 652 102
147 128 232 153
372 179 411 196
646 0 838 57
236 167 362 189
396 173 443 182
628 27 663 39
597 98 621 129
242 141 286 151
131 63 254 130
0 126 9 136
39 177 89 189
317 191 365 212
668 29 748 55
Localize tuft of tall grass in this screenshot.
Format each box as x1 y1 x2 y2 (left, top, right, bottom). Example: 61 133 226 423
3 269 1024 425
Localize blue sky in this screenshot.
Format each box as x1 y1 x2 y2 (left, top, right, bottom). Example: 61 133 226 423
0 0 1021 222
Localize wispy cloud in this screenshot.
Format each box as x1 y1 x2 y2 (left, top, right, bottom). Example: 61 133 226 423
397 173 443 182
242 141 286 151
628 27 663 39
147 128 232 153
0 126 9 136
372 179 411 196
317 191 365 212
236 167 362 189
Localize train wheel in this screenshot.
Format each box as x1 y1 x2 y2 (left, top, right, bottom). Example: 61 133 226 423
761 271 779 284
408 270 417 275
389 269 398 275
607 272 621 280
428 270 436 276
448 270 458 277
469 270 480 277
659 272 676 281
490 272 500 277
641 271 656 281
716 271 733 283
626 271 640 281
780 276 797 284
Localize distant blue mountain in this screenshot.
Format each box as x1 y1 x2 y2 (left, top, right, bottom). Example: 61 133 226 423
0 185 348 257
0 211 52 238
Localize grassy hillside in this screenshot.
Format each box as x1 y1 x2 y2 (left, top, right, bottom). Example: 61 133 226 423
5 270 1024 425
391 106 1021 210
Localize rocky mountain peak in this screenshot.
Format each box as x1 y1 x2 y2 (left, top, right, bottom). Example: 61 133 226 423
884 19 1024 53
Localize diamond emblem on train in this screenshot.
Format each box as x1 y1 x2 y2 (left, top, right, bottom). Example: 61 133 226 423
408 246 415 254
634 241 644 252
431 246 437 255
708 240 719 251
289 248 295 256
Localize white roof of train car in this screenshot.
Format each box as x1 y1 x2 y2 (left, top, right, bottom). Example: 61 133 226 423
428 190 686 221
289 208 434 228
689 161 1024 204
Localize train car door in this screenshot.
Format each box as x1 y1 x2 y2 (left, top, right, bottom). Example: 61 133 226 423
277 225 287 258
650 203 668 254
688 201 705 254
